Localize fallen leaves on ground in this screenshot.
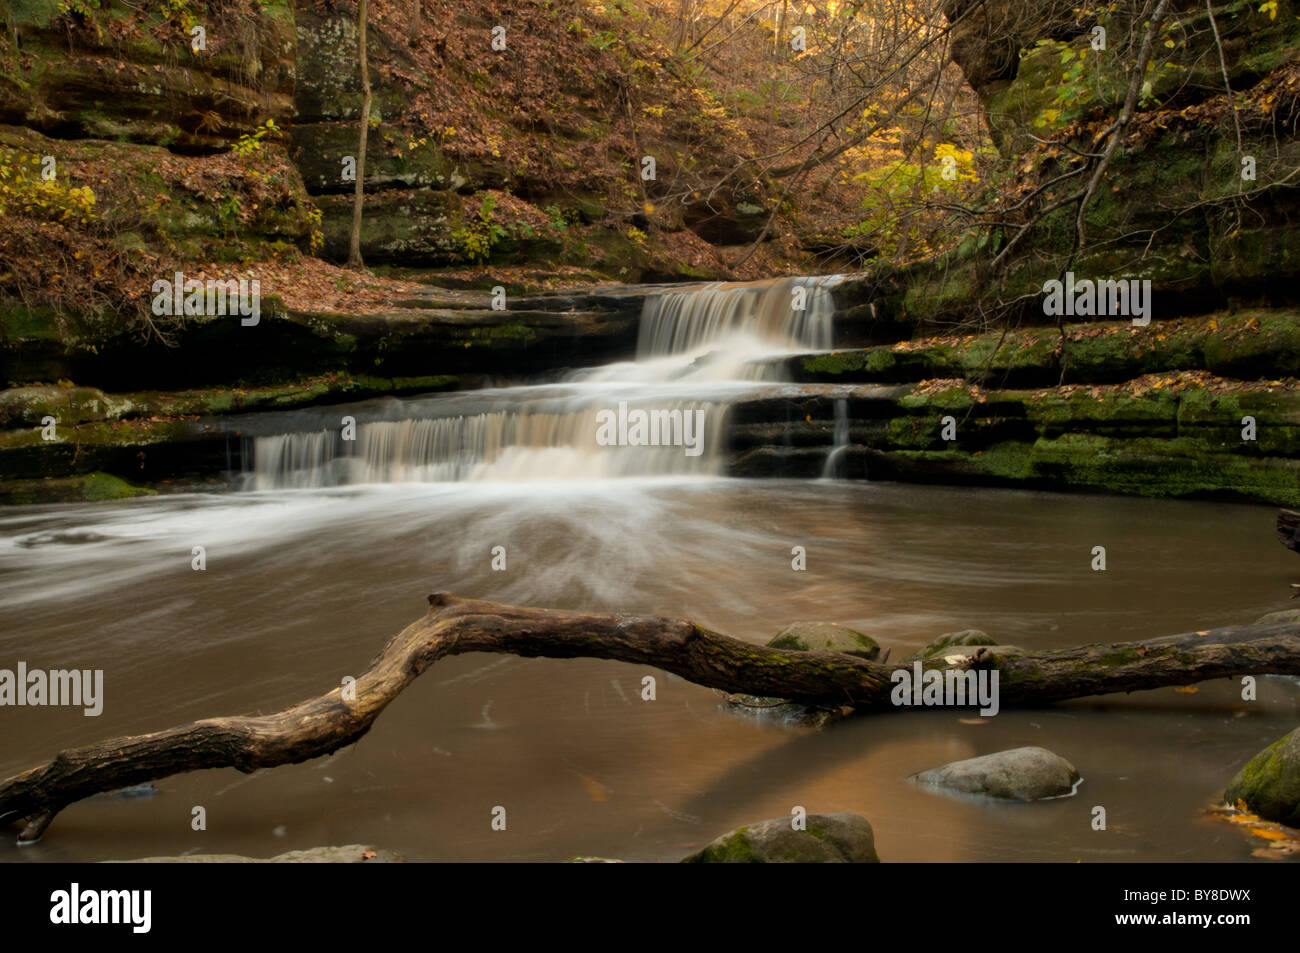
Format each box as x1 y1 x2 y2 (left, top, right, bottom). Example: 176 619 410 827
1207 801 1300 858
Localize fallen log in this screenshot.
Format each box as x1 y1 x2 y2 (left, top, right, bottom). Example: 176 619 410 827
4 591 1300 843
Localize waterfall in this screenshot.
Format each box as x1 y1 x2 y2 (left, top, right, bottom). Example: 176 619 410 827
637 276 838 357
820 398 850 479
243 276 842 489
245 401 728 490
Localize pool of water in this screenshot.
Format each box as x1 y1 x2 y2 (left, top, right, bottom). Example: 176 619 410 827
1 479 1295 862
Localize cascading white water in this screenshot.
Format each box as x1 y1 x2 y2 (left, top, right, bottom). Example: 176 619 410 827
246 401 728 489
244 276 841 489
638 276 836 357
820 398 850 479
576 275 839 384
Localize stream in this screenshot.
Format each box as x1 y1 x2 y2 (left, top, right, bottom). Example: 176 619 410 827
1 277 1296 862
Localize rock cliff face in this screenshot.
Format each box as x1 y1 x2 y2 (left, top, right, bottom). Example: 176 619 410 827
0 0 319 334
838 0 1300 330
1 0 297 151
0 0 791 286
286 2 778 277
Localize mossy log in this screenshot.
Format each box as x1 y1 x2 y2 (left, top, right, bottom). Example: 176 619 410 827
3 592 1300 843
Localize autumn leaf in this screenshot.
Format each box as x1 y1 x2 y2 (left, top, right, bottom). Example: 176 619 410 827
578 773 610 802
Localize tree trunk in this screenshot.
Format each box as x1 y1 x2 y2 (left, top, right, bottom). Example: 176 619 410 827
768 0 788 129
347 0 370 269
4 591 1299 842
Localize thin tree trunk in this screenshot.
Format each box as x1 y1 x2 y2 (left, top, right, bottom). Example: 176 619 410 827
768 0 787 130
347 0 370 269
4 592 1299 843
1073 0 1172 254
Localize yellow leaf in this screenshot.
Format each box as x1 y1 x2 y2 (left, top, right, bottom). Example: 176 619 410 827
1254 828 1289 841
577 774 610 802
1174 685 1199 694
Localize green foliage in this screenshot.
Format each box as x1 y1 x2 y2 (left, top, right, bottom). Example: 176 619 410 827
56 0 99 17
1026 27 1187 130
231 119 278 158
845 144 979 262
452 194 508 263
162 0 200 31
545 204 581 231
0 149 96 224
305 206 324 253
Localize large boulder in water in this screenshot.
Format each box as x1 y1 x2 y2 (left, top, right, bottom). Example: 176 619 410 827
768 622 880 660
1225 727 1300 827
911 746 1081 801
682 812 879 863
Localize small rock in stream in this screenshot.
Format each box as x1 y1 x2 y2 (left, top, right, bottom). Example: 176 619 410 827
911 746 1082 801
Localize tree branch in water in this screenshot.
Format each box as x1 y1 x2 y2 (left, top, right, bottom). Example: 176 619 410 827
3 592 1298 842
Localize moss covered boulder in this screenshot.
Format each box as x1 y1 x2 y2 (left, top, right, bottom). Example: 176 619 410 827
1255 610 1300 625
906 629 1026 662
1224 727 1300 827
682 812 879 863
768 622 880 660
0 472 155 505
912 746 1081 801
906 628 994 658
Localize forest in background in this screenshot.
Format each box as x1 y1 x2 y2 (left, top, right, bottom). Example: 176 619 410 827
2 0 1292 327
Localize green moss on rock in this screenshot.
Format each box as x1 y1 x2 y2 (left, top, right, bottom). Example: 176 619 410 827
681 813 879 863
768 621 880 659
1224 728 1300 828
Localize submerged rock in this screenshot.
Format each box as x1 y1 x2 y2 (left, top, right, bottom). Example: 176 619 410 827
567 856 625 863
904 628 1028 662
682 812 878 863
768 621 880 659
912 746 1081 801
119 845 403 863
723 692 849 729
1225 727 1300 827
1255 610 1300 625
